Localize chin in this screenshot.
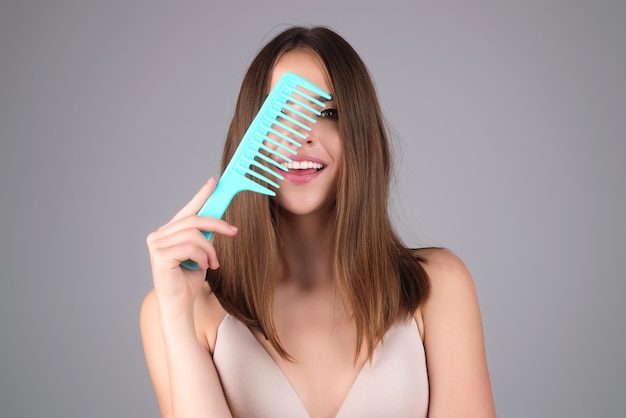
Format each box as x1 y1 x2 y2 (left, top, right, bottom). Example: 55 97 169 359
276 195 336 217
279 203 325 216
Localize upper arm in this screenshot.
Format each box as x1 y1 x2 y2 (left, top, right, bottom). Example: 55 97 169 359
140 287 229 418
418 249 496 418
140 289 173 417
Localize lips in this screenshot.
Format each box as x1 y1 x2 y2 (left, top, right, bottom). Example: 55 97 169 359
281 156 326 184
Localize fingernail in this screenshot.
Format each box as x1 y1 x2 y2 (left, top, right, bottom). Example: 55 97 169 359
229 225 238 232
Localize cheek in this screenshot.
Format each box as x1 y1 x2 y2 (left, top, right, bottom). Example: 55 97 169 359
325 133 343 184
319 124 342 162
331 139 343 163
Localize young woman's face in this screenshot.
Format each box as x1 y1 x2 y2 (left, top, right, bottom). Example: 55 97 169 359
268 50 342 216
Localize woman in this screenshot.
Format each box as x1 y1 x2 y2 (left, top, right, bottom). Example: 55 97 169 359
141 26 496 417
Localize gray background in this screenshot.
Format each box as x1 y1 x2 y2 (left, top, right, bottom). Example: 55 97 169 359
1 0 624 417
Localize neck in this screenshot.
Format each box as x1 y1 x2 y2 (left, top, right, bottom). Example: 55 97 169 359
278 210 335 288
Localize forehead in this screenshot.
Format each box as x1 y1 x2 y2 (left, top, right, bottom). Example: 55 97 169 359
269 50 331 94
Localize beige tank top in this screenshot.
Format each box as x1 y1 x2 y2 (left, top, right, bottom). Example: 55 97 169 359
213 315 429 417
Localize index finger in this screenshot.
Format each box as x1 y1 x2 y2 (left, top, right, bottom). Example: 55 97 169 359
169 177 217 223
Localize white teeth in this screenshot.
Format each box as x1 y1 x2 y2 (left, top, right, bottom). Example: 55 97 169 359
282 161 324 170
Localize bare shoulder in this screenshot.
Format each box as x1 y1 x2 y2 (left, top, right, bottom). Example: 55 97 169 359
139 288 160 337
412 248 496 417
411 248 475 338
413 247 472 282
413 247 476 307
413 247 481 336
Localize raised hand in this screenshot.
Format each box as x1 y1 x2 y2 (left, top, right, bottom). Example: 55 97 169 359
146 177 238 309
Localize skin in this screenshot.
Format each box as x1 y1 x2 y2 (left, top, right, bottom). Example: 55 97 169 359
140 50 496 417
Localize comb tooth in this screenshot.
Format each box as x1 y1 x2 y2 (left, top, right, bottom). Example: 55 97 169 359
247 149 290 171
252 142 293 166
274 102 314 124
262 118 307 139
242 157 284 180
272 104 314 129
249 181 276 196
276 103 316 124
278 92 320 116
240 164 281 189
256 134 298 155
233 168 277 196
286 77 332 101
287 88 327 108
268 112 308 135
265 126 304 147
272 119 306 138
249 149 289 172
255 129 302 153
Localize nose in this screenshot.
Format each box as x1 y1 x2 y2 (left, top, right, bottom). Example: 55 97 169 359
303 132 314 146
303 120 322 146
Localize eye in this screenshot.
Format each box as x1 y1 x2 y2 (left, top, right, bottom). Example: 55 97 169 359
319 108 338 120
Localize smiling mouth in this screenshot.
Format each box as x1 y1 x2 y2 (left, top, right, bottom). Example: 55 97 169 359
282 161 325 171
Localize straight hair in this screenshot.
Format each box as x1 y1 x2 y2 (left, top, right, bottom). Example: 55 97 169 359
206 26 430 361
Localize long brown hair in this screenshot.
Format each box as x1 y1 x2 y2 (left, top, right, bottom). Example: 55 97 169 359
206 26 430 360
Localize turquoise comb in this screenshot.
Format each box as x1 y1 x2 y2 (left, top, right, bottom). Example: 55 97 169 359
181 72 332 269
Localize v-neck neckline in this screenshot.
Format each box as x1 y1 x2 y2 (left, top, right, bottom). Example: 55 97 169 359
213 315 428 418
228 314 381 417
